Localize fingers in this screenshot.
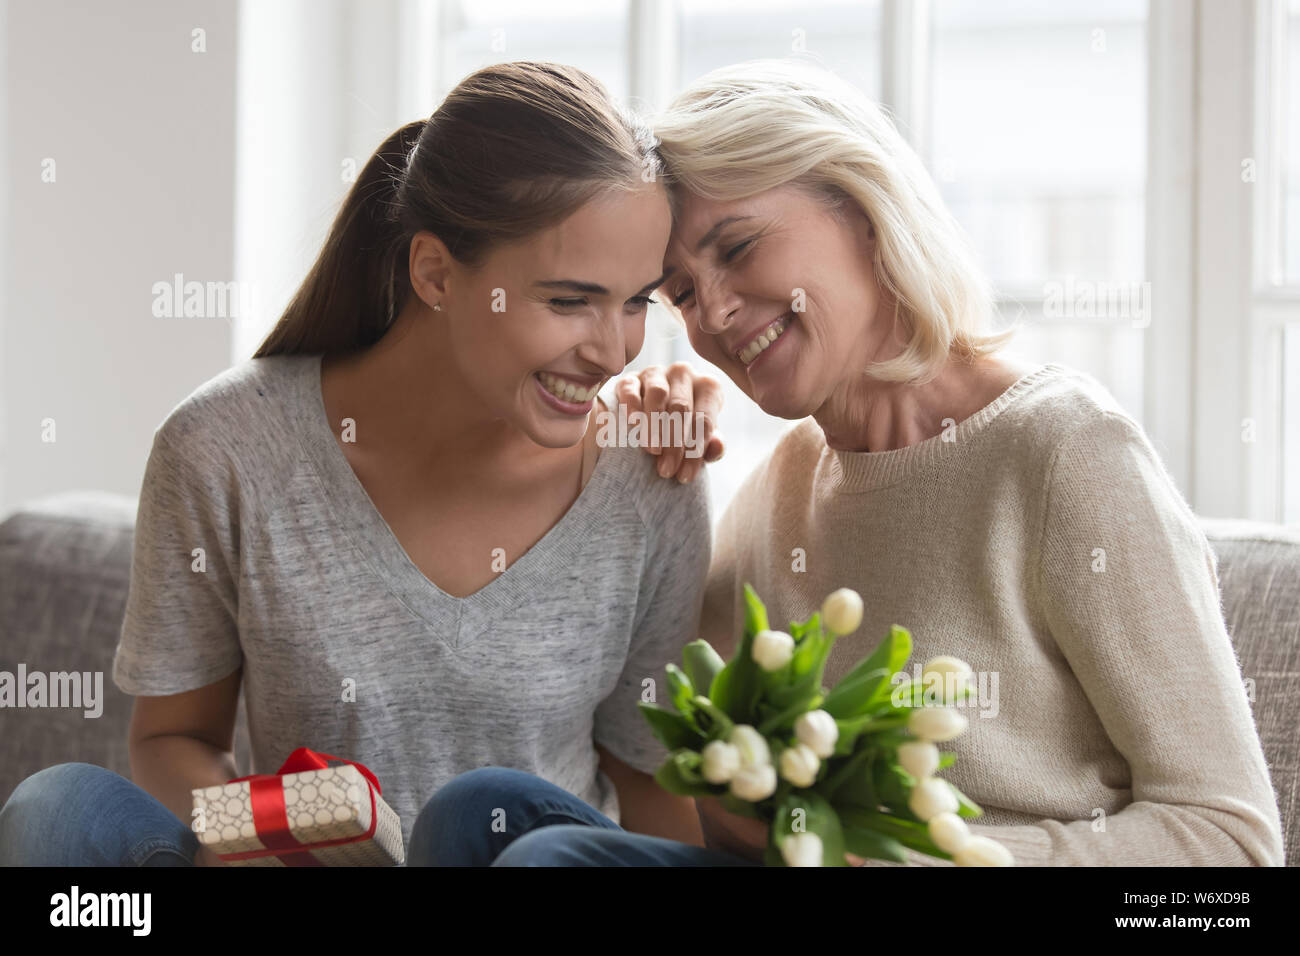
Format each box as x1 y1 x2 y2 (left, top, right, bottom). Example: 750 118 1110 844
614 373 644 420
638 366 670 456
657 363 696 477
688 373 724 464
620 363 724 482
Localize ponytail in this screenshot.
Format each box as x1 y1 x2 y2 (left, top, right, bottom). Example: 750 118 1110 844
253 119 424 357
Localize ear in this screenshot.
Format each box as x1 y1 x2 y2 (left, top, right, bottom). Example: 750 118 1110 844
408 230 455 312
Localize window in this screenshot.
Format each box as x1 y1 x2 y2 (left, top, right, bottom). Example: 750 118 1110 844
680 0 882 97
1258 0 1300 522
1281 0 1300 286
238 0 1294 524
930 0 1148 424
440 1 630 99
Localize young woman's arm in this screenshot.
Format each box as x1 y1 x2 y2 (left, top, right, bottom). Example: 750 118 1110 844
114 418 248 864
595 743 703 845
126 666 242 828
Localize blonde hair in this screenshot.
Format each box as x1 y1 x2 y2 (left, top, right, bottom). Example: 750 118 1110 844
652 58 1017 385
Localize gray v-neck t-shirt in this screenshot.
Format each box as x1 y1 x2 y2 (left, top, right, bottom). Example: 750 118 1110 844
112 353 713 852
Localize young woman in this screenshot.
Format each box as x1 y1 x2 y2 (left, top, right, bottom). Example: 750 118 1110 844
0 61 726 866
428 58 1283 867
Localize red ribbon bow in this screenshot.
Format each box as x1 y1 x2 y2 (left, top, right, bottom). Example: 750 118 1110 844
214 747 383 865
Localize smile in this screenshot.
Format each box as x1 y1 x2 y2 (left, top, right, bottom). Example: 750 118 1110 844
737 313 793 366
536 371 601 403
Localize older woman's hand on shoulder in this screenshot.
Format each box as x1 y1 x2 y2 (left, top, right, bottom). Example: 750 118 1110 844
613 363 726 483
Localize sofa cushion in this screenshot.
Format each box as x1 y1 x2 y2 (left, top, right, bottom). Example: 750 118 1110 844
1199 518 1300 865
0 491 252 806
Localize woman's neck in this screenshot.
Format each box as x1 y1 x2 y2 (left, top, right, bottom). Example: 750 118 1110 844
813 351 1030 454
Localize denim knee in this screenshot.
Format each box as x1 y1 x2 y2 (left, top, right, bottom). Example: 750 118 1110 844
0 761 195 866
0 763 109 864
491 825 596 866
409 767 535 866
2 762 105 819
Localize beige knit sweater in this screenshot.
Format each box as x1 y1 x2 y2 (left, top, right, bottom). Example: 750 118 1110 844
698 362 1285 866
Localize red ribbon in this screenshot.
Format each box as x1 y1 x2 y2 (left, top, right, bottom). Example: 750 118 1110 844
214 747 383 865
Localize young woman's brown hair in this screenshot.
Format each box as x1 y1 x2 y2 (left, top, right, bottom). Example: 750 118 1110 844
253 60 662 358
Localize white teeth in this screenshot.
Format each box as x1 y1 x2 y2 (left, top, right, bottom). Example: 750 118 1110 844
538 372 598 403
737 314 792 365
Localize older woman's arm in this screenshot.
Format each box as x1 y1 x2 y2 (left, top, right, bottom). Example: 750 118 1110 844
964 411 1285 866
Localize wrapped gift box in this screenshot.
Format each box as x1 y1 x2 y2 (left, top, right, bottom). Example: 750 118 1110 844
192 750 404 866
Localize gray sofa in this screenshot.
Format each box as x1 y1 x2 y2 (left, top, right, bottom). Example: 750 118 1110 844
1 491 1297 863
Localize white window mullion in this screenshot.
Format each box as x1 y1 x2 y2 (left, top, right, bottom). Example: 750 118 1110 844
1246 0 1296 522
880 0 929 155
1193 0 1257 519
1143 0 1196 497
629 0 679 118
398 0 441 122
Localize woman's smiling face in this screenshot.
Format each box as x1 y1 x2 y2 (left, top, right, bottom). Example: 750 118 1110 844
428 181 672 449
660 184 886 419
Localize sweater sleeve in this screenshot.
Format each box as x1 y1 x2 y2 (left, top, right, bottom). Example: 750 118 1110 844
697 482 743 660
962 410 1284 866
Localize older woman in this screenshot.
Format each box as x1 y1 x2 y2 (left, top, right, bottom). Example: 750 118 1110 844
430 59 1284 866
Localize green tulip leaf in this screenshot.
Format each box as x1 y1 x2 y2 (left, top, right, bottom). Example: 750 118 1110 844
665 663 696 716
838 807 952 859
710 583 768 722
820 744 877 804
652 749 717 797
771 790 847 867
682 641 726 696
637 702 701 751
841 825 909 863
691 695 735 741
947 779 985 819
823 626 912 718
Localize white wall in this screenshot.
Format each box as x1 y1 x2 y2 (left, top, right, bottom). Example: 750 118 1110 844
0 0 237 520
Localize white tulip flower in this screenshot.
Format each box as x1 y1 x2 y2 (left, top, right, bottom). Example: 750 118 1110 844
908 777 960 822
780 832 824 867
897 740 940 780
728 725 771 768
794 709 839 759
921 656 974 703
778 743 820 787
701 740 742 784
752 629 794 671
927 812 971 854
821 588 864 635
953 836 1014 867
908 706 968 743
729 763 778 802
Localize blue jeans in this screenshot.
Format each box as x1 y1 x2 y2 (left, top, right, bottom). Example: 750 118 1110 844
0 763 199 866
409 766 758 866
1 763 756 866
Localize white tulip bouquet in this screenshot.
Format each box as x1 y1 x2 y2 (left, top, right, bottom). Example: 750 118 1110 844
639 584 1013 867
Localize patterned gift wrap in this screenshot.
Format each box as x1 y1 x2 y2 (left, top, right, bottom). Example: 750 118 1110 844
193 764 405 866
